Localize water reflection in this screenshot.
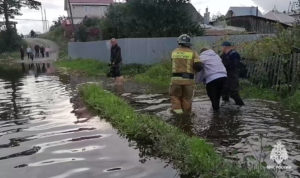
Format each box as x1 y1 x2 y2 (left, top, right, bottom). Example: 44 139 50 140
0 63 177 178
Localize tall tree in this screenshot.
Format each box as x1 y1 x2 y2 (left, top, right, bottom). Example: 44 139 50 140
0 0 41 32
102 0 203 39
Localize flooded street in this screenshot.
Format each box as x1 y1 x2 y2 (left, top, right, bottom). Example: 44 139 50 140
122 90 300 177
0 63 178 178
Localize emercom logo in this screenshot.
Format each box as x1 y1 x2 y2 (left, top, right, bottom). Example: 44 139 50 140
267 141 292 170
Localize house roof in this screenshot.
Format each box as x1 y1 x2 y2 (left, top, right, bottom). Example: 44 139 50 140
264 10 295 26
65 0 113 10
227 6 263 17
69 0 113 3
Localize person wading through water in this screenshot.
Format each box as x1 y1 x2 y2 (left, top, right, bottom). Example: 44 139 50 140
170 34 203 115
221 41 245 106
196 48 227 111
109 38 124 85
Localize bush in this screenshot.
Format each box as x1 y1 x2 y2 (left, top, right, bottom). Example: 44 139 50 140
75 17 102 42
0 30 25 54
101 1 203 39
238 26 300 61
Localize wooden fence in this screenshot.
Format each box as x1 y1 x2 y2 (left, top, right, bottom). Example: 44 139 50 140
244 53 300 94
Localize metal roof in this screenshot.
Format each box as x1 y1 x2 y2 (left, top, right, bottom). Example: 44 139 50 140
264 10 295 26
227 6 263 17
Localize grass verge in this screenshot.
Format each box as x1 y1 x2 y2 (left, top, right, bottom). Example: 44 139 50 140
55 59 109 76
0 51 20 61
80 84 270 177
135 61 171 88
240 80 300 112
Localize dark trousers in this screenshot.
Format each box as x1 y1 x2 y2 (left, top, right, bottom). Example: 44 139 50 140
206 77 227 111
222 78 245 106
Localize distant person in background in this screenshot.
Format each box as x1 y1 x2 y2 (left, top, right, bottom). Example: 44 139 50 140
220 41 245 106
20 46 25 60
34 45 40 58
30 52 34 61
26 46 32 59
45 47 50 57
40 46 45 58
110 38 123 84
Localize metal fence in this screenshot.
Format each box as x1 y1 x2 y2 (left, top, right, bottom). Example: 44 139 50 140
245 53 300 94
68 34 271 64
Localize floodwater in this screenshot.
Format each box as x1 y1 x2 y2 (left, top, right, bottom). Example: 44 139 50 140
0 63 178 178
118 85 300 177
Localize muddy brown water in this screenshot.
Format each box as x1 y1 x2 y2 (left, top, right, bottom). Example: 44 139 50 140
0 63 178 178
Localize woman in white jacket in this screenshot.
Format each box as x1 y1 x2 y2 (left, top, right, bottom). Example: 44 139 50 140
196 48 227 111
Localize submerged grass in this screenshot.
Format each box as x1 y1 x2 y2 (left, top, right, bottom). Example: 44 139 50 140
80 84 270 177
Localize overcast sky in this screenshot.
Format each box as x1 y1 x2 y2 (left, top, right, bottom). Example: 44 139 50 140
5 0 292 35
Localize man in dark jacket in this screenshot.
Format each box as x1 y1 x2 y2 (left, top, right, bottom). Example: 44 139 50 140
110 38 123 83
221 41 245 106
34 45 40 58
20 46 25 60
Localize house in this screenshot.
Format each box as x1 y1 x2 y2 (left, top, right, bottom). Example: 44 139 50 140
0 21 17 31
226 6 263 17
223 7 291 34
264 9 295 26
64 0 114 24
226 16 290 34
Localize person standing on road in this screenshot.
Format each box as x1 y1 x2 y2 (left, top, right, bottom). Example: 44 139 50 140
45 47 50 57
220 41 245 106
20 46 25 60
34 45 40 58
40 46 45 58
26 46 32 59
170 34 203 115
110 38 123 84
196 48 227 111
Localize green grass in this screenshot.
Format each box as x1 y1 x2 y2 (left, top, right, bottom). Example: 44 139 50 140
55 59 109 76
80 84 270 177
135 61 171 88
282 90 300 112
55 58 152 77
240 80 300 112
0 51 20 60
240 80 280 101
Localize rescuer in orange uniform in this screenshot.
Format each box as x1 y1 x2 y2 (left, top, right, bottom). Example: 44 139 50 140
170 34 203 114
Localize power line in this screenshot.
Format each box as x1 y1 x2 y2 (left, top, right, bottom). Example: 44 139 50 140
14 18 49 22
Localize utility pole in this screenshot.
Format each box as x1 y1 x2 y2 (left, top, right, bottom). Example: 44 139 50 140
68 0 74 26
44 9 47 31
41 3 44 32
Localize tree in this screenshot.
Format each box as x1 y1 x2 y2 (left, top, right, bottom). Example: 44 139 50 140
0 0 40 52
0 0 41 32
101 0 203 39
